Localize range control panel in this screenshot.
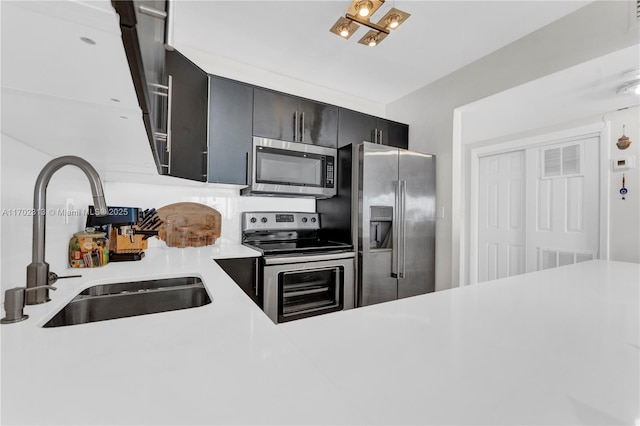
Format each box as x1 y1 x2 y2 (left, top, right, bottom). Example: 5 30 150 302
242 212 319 231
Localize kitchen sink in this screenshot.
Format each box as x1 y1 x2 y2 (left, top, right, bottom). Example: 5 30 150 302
43 276 211 327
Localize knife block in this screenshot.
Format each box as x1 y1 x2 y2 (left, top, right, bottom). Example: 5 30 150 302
109 228 149 252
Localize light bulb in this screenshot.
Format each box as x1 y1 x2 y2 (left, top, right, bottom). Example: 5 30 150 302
338 23 350 37
386 14 400 29
356 1 373 17
367 35 377 46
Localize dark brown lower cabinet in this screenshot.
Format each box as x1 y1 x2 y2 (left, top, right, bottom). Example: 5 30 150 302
215 257 262 308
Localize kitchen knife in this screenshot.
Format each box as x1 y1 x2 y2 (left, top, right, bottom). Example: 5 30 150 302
138 209 157 228
142 216 161 230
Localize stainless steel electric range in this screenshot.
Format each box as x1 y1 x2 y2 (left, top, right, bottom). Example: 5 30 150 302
242 212 354 324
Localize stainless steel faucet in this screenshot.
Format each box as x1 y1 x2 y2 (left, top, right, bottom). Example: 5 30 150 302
25 156 108 305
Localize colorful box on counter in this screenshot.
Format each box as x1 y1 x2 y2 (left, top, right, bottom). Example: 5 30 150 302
69 230 109 268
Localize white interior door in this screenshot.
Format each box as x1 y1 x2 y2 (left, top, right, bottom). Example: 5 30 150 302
525 137 600 271
476 136 600 283
477 151 525 282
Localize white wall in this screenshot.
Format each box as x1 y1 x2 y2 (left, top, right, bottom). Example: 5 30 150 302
1 137 94 289
0 136 312 293
606 106 640 263
386 0 640 291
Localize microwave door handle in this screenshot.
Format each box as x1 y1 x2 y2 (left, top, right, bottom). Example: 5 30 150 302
245 151 251 186
333 266 344 304
391 181 400 278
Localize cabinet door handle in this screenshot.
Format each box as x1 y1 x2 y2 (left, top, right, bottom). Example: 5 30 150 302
378 129 383 145
294 111 299 143
166 74 173 174
372 129 377 144
201 150 208 181
254 258 259 297
300 112 305 142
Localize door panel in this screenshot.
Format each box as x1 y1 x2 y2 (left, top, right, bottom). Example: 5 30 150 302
252 89 297 142
208 76 253 185
338 109 376 148
525 137 599 271
166 50 208 182
359 143 399 306
398 150 436 297
478 151 525 282
298 99 338 147
359 251 397 306
377 119 409 149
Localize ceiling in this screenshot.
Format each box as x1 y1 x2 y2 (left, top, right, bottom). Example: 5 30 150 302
171 1 592 105
460 44 640 144
1 1 158 176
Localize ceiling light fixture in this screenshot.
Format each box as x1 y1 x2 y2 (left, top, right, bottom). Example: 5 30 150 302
379 8 410 31
329 18 359 39
338 23 351 37
358 30 387 47
355 0 373 17
616 67 640 95
386 14 401 29
617 80 640 95
365 34 377 46
329 0 410 47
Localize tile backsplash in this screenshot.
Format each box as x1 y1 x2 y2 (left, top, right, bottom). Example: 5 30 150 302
0 136 313 290
103 181 314 245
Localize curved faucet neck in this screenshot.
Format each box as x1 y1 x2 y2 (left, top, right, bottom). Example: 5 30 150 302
27 156 107 304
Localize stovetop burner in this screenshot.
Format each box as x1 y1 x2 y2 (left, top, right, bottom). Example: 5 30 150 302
245 239 352 256
241 211 352 256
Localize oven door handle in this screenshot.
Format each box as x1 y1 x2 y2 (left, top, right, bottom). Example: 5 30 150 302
264 251 355 265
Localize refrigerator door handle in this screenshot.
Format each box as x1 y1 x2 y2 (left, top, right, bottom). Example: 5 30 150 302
399 180 407 279
391 181 400 278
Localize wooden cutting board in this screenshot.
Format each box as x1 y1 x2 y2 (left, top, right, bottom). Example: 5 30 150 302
156 202 222 247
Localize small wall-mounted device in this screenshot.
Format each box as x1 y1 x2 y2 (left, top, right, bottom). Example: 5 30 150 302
611 155 636 172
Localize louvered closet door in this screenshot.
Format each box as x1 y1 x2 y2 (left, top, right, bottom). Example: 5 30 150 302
525 137 600 272
478 151 525 282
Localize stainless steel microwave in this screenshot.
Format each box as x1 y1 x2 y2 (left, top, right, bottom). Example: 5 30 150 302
241 137 337 198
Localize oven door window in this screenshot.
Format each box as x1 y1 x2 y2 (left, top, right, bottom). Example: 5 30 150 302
278 266 343 322
256 147 325 187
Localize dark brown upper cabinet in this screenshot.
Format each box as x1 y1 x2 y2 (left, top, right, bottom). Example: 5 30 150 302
165 50 209 182
112 0 168 174
338 108 408 150
208 76 254 185
253 88 338 148
166 51 255 185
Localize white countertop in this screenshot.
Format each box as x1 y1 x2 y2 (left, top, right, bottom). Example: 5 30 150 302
1 246 638 425
282 260 640 425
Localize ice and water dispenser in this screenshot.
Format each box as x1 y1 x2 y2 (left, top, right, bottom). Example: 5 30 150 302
369 206 393 249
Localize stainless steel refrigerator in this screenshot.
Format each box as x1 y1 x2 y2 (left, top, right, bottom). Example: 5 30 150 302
353 142 436 306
